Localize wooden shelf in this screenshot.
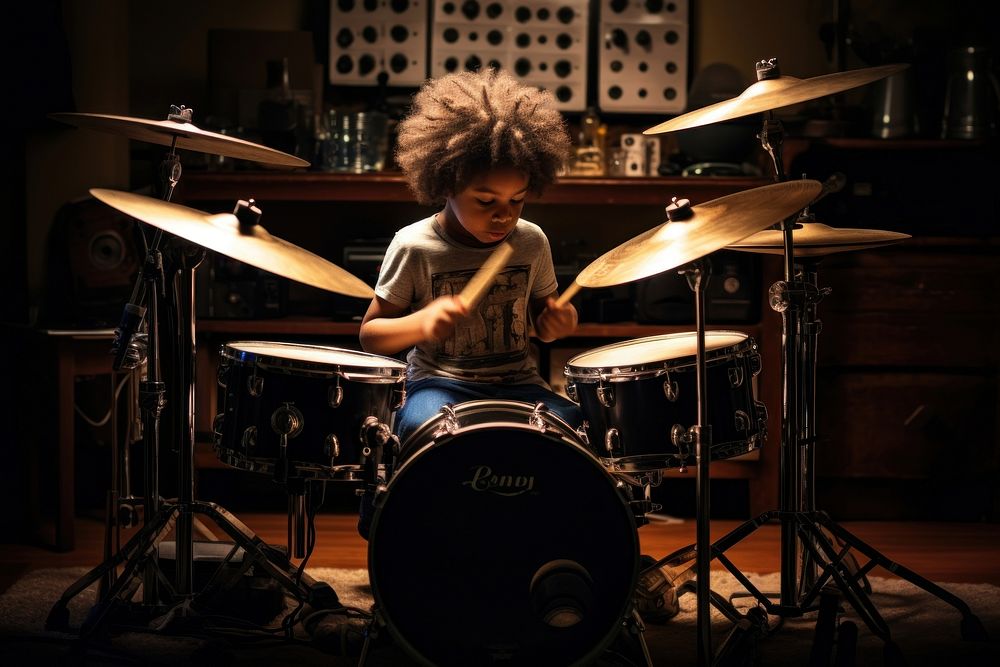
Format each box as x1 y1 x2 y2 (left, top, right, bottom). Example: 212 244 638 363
196 317 761 339
176 171 771 206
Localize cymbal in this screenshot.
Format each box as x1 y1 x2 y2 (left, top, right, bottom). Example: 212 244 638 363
574 180 822 289
727 221 911 257
51 112 309 168
90 189 373 299
644 64 908 135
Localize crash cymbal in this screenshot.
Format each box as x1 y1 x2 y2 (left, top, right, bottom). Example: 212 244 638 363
644 63 908 135
727 221 910 257
90 189 373 299
51 112 309 168
574 180 822 289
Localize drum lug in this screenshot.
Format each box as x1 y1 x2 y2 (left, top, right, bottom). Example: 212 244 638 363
247 374 263 397
328 383 344 408
575 421 590 446
662 377 679 402
755 400 769 435
361 416 393 449
671 424 691 472
433 404 459 438
605 427 620 455
734 409 751 433
392 386 406 411
242 426 257 449
325 433 340 461
217 363 229 388
565 381 578 403
748 350 762 376
729 366 745 388
212 413 225 442
271 403 304 439
597 382 615 408
530 402 549 433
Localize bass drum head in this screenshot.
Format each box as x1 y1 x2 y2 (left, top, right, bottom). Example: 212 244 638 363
369 408 638 666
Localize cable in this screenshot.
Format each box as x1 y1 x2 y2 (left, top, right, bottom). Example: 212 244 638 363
73 373 133 428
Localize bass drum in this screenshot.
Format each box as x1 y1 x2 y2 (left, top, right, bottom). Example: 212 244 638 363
369 400 638 667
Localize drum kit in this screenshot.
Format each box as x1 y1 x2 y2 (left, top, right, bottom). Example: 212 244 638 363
43 58 987 667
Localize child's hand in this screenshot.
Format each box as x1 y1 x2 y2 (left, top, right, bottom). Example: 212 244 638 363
420 295 469 342
535 296 578 342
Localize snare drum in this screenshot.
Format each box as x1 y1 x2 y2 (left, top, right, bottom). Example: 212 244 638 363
214 342 406 480
564 331 767 472
369 399 638 666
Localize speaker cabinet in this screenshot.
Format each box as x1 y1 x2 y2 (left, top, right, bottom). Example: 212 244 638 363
41 197 140 328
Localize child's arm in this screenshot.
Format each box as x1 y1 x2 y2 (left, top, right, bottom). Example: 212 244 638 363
531 292 578 343
360 295 468 356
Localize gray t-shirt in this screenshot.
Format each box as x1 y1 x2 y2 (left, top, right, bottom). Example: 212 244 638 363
375 215 558 385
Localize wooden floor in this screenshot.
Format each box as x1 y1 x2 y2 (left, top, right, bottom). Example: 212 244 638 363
3 513 1000 595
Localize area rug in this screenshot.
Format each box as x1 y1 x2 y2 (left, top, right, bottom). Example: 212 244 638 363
1 567 998 665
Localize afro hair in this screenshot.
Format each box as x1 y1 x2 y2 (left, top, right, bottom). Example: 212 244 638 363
395 68 571 206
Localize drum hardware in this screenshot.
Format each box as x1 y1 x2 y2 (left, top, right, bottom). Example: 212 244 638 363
328 381 343 407
528 401 551 433
271 402 304 485
324 433 340 462
45 116 369 636
663 375 679 402
643 59 987 663
605 427 620 455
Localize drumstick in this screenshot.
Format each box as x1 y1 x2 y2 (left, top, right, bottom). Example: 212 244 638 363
555 281 582 307
458 241 514 310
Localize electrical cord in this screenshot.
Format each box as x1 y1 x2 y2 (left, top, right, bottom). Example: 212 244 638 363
74 373 133 428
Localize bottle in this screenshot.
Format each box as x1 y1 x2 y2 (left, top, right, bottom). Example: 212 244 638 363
573 107 605 175
257 57 301 157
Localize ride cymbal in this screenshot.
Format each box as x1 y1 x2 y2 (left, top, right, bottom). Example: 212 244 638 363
90 189 373 299
727 221 910 257
574 180 822 289
51 112 309 168
644 63 908 135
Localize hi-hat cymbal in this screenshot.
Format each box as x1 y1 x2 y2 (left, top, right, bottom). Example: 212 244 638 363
90 189 373 299
644 63 908 135
51 112 309 168
574 180 822 289
727 221 911 257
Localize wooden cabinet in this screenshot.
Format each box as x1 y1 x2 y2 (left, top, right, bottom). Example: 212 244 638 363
813 238 1000 520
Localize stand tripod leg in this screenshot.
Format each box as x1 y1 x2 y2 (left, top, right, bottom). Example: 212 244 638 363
811 513 988 641
189 500 340 608
47 504 177 633
602 610 654 667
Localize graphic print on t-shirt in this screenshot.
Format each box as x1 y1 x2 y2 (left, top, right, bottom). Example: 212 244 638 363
431 264 529 369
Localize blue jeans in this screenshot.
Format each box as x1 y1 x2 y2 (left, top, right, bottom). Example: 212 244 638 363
392 377 584 446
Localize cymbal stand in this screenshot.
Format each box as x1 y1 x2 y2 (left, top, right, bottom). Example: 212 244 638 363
94 104 191 601
674 246 714 667
48 233 341 638
47 125 343 636
651 62 987 660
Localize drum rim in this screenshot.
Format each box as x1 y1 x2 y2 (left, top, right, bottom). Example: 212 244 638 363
220 340 406 380
367 399 640 666
399 398 582 455
565 330 754 382
213 446 369 481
